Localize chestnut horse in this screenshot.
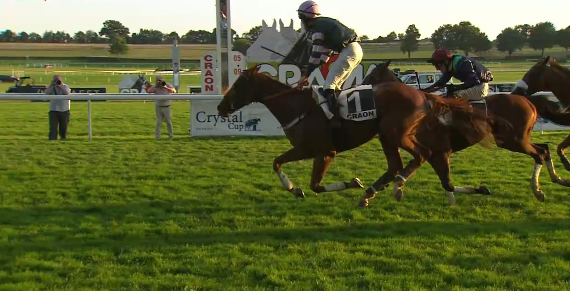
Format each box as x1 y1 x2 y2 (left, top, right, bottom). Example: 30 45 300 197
217 64 494 206
363 60 570 203
512 57 570 172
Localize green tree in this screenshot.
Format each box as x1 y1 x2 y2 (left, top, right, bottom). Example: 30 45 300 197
430 24 456 50
400 24 421 58
42 31 55 43
556 25 570 54
165 32 179 43
232 38 252 55
242 26 263 42
85 30 101 43
28 32 42 42
99 20 130 40
73 31 87 43
528 22 557 56
473 32 492 55
496 27 526 56
453 21 484 56
515 24 532 42
386 31 397 43
0 30 16 42
181 30 213 44
17 32 29 42
109 36 129 57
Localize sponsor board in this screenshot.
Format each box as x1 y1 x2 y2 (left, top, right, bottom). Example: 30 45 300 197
191 100 285 136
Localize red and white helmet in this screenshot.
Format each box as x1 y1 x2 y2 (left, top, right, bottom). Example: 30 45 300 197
428 49 453 64
297 1 320 18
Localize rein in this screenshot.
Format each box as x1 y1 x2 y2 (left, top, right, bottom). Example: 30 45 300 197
263 86 305 101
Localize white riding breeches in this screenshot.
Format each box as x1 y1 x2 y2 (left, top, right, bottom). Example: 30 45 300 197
323 42 363 90
454 83 489 101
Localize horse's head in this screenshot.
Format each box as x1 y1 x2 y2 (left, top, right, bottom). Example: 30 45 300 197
513 56 555 96
362 60 400 85
217 65 264 117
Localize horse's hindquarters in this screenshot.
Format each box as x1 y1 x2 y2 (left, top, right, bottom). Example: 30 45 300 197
486 94 537 135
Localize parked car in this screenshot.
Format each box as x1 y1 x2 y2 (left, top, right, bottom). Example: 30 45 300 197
0 75 18 83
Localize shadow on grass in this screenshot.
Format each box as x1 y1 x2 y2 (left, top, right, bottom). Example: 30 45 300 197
1 200 569 257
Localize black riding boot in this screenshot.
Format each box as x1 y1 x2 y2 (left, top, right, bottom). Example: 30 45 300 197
324 89 341 128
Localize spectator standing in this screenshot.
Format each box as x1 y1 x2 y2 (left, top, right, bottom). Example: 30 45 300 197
45 75 71 140
146 76 176 140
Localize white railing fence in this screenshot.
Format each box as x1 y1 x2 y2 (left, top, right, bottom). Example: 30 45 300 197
0 92 566 140
0 94 223 140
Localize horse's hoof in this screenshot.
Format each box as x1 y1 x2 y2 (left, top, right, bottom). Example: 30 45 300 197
358 199 369 208
351 178 364 189
393 187 404 202
448 192 457 205
533 189 545 202
293 187 305 198
478 186 492 195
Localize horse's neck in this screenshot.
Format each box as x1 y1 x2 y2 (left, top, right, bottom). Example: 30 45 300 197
257 79 314 124
547 68 570 108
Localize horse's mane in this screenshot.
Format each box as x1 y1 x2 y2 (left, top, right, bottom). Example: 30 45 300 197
548 59 570 80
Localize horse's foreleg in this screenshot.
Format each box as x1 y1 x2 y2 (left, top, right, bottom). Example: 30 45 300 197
392 139 427 202
359 138 403 208
309 152 364 194
427 153 491 206
273 147 312 198
556 135 570 171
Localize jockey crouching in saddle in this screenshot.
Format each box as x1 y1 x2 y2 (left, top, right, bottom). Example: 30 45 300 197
422 49 494 113
296 1 363 128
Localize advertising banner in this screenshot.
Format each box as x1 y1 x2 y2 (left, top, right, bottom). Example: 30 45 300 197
190 100 285 137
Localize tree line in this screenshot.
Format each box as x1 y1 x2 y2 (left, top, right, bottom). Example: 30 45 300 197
0 20 569 58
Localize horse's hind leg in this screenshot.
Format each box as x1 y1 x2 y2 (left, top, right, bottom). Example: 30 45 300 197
359 136 404 208
309 152 364 194
556 134 570 171
427 152 491 206
273 147 313 198
536 143 570 187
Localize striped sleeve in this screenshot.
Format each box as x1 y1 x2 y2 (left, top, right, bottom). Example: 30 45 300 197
308 32 332 65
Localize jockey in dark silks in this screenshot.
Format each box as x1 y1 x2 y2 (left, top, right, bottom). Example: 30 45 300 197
423 49 494 101
296 0 363 127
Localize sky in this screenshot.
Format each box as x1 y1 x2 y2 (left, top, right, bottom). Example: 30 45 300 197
1 0 570 40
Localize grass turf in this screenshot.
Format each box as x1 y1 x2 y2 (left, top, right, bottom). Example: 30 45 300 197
1 102 570 290
1 42 568 60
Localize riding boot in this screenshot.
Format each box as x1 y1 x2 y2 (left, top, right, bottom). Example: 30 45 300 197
325 89 341 128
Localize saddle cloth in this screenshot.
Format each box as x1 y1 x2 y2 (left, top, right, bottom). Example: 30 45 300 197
311 85 377 121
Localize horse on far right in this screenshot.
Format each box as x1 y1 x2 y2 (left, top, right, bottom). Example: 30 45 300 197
512 56 570 172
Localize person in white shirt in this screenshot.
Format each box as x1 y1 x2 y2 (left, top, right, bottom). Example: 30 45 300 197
146 76 176 139
44 75 71 140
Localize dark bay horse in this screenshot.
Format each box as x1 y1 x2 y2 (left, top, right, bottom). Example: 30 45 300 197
364 60 570 203
217 64 493 206
512 57 570 172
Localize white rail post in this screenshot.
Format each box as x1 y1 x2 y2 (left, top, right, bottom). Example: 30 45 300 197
88 100 92 140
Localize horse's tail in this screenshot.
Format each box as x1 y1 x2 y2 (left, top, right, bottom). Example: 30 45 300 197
418 93 495 148
526 95 570 126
